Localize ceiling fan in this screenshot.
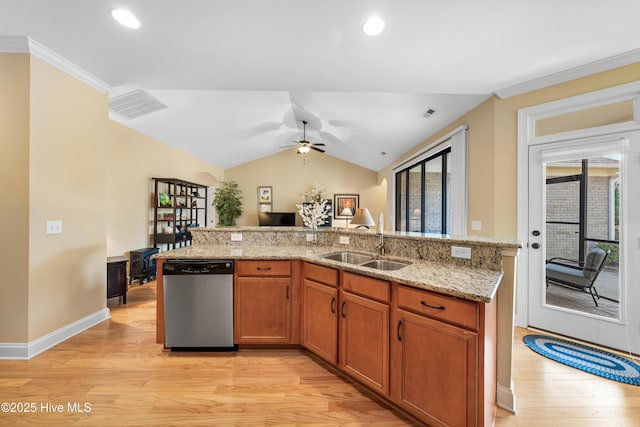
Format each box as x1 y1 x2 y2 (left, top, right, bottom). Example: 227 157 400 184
280 120 326 154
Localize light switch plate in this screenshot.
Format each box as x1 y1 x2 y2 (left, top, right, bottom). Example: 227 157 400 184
46 220 63 235
230 233 243 241
471 220 482 231
339 236 350 245
451 246 471 259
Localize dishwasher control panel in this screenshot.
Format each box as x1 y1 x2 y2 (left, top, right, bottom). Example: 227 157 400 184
163 259 234 275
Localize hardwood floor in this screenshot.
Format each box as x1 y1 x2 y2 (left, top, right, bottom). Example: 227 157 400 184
2 281 639 426
0 282 414 426
496 328 640 427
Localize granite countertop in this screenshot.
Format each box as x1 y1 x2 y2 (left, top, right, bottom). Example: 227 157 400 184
155 244 504 303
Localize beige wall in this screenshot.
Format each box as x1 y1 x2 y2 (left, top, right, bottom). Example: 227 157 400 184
225 149 386 227
0 54 30 342
378 96 500 236
27 56 109 340
106 121 224 257
0 52 225 345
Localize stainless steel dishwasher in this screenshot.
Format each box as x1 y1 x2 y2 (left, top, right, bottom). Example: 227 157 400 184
162 259 236 350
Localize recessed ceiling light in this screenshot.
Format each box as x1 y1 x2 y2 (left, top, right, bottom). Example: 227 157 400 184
362 17 385 36
111 9 140 29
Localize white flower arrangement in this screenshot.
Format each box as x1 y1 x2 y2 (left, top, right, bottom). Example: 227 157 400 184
296 198 330 228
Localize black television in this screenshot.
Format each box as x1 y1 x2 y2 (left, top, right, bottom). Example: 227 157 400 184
258 212 296 226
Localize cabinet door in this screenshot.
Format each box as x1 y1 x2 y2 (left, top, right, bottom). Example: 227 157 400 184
339 291 389 396
302 278 338 365
392 309 478 427
234 277 291 344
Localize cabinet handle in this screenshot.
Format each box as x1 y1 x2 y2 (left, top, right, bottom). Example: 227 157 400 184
286 286 290 300
256 267 272 271
397 320 402 341
420 300 446 311
330 297 336 314
341 301 346 318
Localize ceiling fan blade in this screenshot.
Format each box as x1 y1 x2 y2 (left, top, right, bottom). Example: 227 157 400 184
279 144 297 148
311 143 326 147
311 146 325 153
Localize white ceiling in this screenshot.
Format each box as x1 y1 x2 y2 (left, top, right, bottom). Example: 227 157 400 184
2 0 640 170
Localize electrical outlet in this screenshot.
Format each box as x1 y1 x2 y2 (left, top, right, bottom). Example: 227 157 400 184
451 246 471 259
306 234 315 242
46 220 63 235
339 236 350 245
471 221 482 231
230 233 243 241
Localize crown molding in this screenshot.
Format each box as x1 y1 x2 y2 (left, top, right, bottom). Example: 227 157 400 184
0 36 112 93
495 48 640 100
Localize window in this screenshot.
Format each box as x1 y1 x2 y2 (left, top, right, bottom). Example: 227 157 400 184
393 126 467 235
395 148 451 233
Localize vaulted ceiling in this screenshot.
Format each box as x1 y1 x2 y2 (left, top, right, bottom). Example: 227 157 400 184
2 0 640 170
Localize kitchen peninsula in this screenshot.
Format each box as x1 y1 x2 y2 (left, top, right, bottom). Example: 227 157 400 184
155 226 520 426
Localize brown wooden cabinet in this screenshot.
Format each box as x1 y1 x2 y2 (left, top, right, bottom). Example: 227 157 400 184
234 260 294 344
391 284 496 427
339 272 390 396
301 262 339 365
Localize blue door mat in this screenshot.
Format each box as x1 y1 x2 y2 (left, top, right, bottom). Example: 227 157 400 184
523 334 640 386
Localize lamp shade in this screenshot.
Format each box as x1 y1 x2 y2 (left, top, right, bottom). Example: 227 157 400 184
350 208 376 228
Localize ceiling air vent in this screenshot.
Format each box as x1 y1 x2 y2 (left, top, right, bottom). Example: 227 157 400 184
109 89 167 120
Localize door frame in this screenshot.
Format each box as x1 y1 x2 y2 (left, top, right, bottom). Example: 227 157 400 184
516 81 640 328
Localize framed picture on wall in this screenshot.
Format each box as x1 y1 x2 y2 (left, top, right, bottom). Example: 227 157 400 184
258 186 272 203
334 194 359 219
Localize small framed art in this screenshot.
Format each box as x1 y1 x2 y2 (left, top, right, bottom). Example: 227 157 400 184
258 186 272 203
334 194 359 219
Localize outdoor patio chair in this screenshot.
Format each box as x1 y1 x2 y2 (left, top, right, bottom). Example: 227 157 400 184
545 248 610 307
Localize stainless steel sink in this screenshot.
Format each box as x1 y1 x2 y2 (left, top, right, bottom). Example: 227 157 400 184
322 252 374 265
360 259 410 271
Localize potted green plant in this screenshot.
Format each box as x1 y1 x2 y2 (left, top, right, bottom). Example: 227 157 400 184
214 180 243 226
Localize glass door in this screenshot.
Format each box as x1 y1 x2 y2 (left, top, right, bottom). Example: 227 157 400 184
528 131 640 353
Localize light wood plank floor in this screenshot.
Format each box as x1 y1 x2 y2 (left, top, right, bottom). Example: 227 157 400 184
1 281 639 426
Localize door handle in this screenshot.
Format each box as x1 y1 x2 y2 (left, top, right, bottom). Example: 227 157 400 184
341 301 346 318
397 320 402 341
330 297 336 314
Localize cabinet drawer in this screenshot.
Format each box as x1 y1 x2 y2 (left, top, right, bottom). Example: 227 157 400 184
397 286 478 331
343 272 390 303
304 262 338 287
236 260 291 276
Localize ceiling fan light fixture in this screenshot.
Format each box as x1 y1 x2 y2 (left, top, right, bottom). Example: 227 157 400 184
362 16 385 36
297 145 311 154
111 9 140 29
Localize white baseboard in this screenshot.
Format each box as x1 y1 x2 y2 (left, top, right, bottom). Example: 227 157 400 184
497 381 516 414
0 308 110 360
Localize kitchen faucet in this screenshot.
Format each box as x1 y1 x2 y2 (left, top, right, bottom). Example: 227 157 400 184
375 212 386 256
375 231 386 256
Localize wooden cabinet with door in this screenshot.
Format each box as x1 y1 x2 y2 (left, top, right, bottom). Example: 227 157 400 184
301 262 339 365
391 284 497 427
339 272 390 396
234 260 297 344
